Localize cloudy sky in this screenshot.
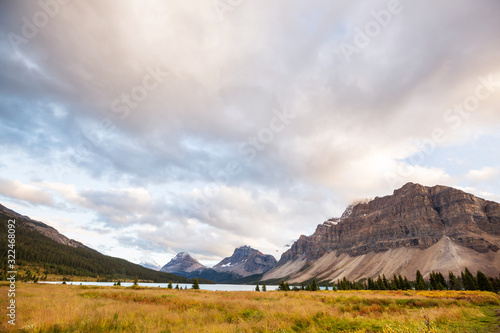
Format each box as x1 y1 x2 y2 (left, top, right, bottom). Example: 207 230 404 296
1 0 499 267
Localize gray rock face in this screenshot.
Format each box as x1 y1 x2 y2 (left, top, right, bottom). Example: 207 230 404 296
279 183 500 265
267 183 500 282
213 246 277 277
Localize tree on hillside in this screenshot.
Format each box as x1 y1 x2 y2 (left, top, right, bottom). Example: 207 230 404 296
462 268 478 291
391 274 400 290
403 277 411 290
311 278 318 291
192 278 200 290
448 272 460 290
415 270 427 290
278 280 287 291
376 275 386 290
477 271 493 292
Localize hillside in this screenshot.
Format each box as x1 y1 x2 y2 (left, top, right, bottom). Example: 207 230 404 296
263 183 500 283
0 203 199 283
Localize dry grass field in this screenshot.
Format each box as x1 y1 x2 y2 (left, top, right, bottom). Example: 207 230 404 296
1 283 499 332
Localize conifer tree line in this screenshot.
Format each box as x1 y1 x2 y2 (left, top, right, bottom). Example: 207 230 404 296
275 268 500 292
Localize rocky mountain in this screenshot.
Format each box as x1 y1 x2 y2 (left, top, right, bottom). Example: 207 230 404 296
139 260 161 271
160 246 277 282
213 246 277 277
263 183 500 283
160 252 206 274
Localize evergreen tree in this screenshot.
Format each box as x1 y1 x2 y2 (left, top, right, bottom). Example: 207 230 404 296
255 284 260 292
415 270 427 290
133 276 138 286
476 271 493 292
391 274 400 290
398 275 405 290
429 272 437 290
403 277 411 290
278 280 287 291
168 281 173 289
301 283 305 291
311 278 318 291
262 283 266 292
448 272 460 290
367 277 375 290
462 268 478 291
192 278 200 290
382 275 390 290
175 284 180 289
376 275 385 290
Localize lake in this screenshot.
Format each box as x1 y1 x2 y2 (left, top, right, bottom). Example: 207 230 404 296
41 281 279 291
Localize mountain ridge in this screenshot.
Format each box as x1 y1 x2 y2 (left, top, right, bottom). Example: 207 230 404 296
0 203 196 283
160 246 277 282
263 183 500 283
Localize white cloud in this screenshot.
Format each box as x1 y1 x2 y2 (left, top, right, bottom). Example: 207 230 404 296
1 0 500 264
0 178 54 206
466 166 499 183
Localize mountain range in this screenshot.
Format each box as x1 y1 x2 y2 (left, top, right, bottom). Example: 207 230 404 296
159 246 277 282
263 182 500 283
2 182 499 284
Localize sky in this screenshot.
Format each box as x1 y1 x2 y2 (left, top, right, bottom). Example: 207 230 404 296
0 0 499 267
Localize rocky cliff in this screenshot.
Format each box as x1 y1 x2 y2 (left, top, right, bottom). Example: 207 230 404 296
213 245 277 277
264 183 500 282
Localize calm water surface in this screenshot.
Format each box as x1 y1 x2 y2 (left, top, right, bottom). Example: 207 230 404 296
41 281 278 291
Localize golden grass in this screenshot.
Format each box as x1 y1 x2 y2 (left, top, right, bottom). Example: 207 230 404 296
0 284 498 332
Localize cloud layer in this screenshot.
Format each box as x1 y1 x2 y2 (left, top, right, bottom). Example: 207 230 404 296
1 0 499 264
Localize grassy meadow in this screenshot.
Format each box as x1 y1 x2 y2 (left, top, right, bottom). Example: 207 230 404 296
1 283 499 333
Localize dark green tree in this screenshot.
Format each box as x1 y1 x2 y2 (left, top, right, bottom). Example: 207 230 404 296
133 276 138 286
448 272 460 290
391 274 400 290
311 278 318 291
462 268 478 291
192 278 200 290
376 275 385 290
255 284 260 292
367 277 375 290
415 270 427 290
262 283 267 292
168 281 173 289
476 271 493 292
403 277 411 290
